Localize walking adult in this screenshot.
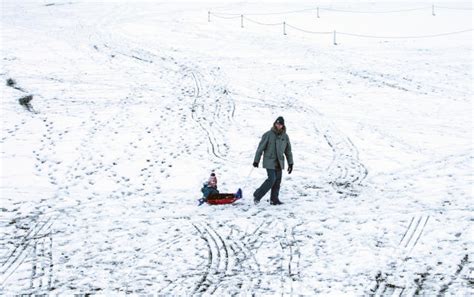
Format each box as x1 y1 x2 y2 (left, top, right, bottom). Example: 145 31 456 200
253 116 293 205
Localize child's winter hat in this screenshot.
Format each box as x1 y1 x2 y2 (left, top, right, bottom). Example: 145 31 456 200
208 171 217 187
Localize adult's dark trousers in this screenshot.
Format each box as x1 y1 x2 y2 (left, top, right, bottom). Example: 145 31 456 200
253 169 282 203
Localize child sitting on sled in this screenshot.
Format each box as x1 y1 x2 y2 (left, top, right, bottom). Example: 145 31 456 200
202 171 219 198
198 171 219 205
198 171 243 206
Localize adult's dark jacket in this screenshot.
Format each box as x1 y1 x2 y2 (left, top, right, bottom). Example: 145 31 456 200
254 127 293 170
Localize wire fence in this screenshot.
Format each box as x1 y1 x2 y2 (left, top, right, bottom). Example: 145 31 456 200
211 4 473 16
211 7 318 16
285 23 332 35
211 13 241 20
436 6 474 10
338 29 473 39
208 5 473 45
243 16 282 26
318 6 432 14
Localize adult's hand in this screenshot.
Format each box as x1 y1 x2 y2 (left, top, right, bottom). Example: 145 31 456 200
288 164 293 174
253 162 258 168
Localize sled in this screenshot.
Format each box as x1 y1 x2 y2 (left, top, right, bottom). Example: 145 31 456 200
198 188 242 206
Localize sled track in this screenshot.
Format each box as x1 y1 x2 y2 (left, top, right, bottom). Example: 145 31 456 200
192 223 233 295
324 132 368 196
299 103 368 196
369 215 430 296
436 254 470 296
188 70 226 161
206 225 255 296
28 229 54 293
347 70 420 94
235 220 302 294
190 221 281 295
225 230 261 293
281 224 302 281
184 66 235 162
0 215 54 291
191 70 227 161
230 220 272 291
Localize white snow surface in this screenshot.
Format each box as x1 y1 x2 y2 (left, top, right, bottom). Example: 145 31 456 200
1 0 473 295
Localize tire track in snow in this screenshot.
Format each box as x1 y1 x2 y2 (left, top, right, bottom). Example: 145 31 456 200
189 70 225 161
224 229 259 293
282 224 302 281
190 220 281 295
182 65 236 163
435 254 470 296
192 222 231 295
296 103 368 197
0 215 54 290
229 220 305 295
369 215 430 296
323 130 368 196
192 221 273 295
28 230 54 294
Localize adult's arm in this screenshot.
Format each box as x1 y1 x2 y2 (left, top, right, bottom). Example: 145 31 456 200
285 135 293 165
254 132 269 164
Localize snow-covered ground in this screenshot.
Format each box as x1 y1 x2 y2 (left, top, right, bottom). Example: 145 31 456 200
1 0 472 295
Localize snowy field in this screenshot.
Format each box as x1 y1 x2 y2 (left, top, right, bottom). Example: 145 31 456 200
1 0 473 295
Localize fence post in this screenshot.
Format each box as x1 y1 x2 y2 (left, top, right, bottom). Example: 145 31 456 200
432 4 436 16
333 30 337 45
208 11 211 22
283 22 287 35
317 7 320 18
241 15 244 28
